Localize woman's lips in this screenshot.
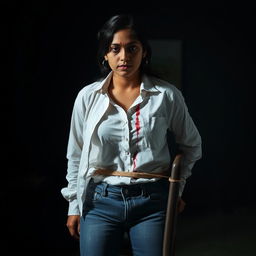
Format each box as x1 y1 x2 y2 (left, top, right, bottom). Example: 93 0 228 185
117 65 130 70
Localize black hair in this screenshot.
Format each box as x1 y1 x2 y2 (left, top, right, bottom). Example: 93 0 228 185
96 14 154 78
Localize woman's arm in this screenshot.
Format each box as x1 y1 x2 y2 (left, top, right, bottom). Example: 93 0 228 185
169 89 202 196
61 95 85 215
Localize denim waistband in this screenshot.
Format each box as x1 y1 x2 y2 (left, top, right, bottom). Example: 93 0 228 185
91 178 169 197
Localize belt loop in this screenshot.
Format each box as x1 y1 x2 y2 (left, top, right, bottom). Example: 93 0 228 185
141 183 147 197
102 182 108 197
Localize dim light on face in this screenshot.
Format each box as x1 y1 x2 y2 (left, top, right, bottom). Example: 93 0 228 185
105 28 146 79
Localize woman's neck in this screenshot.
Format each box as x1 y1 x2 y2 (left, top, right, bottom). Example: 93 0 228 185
111 72 141 91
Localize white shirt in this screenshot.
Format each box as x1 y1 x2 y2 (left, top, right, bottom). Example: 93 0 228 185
61 71 202 216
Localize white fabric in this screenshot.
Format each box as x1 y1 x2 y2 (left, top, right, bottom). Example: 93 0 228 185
61 71 202 215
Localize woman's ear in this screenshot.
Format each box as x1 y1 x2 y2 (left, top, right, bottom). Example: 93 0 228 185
104 55 108 61
143 50 147 59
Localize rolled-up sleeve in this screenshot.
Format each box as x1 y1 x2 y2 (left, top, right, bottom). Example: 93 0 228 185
61 95 84 215
169 89 202 196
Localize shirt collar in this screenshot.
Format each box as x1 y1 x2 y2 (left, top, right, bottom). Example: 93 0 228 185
141 74 160 94
95 71 160 94
94 71 113 94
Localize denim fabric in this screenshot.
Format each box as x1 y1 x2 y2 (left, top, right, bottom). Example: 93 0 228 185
80 179 169 256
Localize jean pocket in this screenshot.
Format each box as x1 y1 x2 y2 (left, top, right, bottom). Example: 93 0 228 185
149 192 168 202
149 192 161 201
92 190 103 202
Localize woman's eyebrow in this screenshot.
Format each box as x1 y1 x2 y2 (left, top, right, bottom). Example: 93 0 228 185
110 41 140 46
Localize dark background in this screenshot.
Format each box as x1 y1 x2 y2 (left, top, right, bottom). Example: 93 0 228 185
5 2 256 255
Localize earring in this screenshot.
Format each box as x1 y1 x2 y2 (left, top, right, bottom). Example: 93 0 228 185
102 59 108 67
143 58 149 65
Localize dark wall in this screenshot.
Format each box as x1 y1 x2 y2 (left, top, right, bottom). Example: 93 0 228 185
5 3 255 253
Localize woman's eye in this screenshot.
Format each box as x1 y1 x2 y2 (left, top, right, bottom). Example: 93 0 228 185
111 47 120 53
129 45 137 53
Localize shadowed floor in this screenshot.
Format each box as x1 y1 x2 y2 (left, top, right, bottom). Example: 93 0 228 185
175 206 256 256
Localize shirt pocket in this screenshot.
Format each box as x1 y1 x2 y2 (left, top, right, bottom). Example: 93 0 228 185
144 117 168 149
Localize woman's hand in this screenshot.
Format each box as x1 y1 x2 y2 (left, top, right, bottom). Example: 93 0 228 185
66 215 80 239
177 198 186 213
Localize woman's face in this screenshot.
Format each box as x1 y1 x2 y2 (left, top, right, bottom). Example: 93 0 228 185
104 28 146 79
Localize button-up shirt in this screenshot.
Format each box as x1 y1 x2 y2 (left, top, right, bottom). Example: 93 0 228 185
61 71 202 215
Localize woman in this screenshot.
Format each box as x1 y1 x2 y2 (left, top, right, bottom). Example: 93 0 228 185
61 14 202 256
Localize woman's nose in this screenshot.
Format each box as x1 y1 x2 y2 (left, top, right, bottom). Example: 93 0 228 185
120 48 130 61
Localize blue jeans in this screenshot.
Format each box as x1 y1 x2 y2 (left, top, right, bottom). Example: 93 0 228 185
80 178 169 256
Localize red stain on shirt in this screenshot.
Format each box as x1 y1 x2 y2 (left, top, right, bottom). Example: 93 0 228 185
135 104 141 136
133 104 141 170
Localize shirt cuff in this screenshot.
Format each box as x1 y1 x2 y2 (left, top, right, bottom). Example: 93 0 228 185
178 179 186 197
67 199 80 215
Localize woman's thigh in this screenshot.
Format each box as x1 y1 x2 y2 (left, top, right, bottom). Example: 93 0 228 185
128 180 169 256
129 211 166 256
80 213 124 256
79 182 125 256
